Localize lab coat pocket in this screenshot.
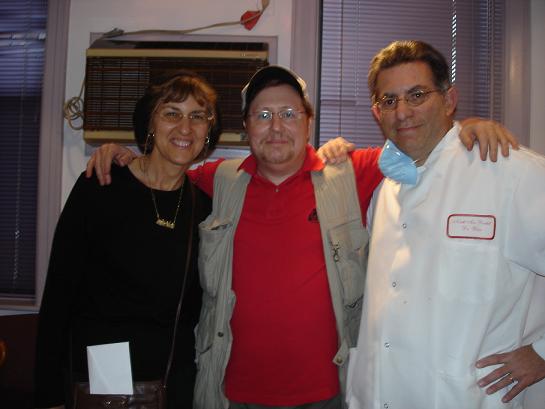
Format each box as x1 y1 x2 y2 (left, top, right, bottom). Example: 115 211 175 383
434 372 486 409
328 220 369 305
438 241 499 304
435 369 517 409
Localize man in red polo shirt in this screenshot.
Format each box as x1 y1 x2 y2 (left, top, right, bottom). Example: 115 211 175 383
85 66 515 409
190 66 382 409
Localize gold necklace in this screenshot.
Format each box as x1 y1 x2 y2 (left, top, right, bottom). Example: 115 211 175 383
141 157 185 229
149 183 184 229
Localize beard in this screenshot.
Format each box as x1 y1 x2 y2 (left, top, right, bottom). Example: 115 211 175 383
252 138 297 165
258 147 295 164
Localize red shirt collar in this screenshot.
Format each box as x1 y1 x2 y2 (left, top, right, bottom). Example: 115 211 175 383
239 144 325 177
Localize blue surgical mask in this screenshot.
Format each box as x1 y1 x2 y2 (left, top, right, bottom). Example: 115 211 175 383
378 139 418 185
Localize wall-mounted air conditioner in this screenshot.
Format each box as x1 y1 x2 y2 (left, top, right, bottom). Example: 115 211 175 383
83 37 271 146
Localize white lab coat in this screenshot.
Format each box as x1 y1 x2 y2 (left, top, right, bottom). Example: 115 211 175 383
347 123 545 409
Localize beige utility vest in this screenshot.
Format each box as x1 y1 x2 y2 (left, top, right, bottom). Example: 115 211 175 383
194 157 369 409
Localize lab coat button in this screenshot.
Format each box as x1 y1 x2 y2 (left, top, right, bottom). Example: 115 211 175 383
402 223 407 229
335 356 344 364
392 281 397 287
217 331 224 337
384 342 390 348
384 404 389 409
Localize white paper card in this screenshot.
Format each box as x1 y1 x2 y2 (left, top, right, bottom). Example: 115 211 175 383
87 342 134 394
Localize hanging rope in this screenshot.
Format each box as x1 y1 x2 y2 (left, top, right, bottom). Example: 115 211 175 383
63 79 85 130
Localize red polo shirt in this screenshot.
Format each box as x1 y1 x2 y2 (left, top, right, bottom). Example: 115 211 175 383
189 145 382 405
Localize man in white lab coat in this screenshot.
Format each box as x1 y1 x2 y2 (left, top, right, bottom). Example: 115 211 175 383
344 40 545 409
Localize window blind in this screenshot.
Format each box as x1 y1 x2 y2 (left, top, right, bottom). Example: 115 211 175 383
319 0 504 147
0 0 47 298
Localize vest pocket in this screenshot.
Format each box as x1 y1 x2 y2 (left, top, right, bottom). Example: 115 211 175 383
198 217 233 297
327 220 369 305
195 295 215 355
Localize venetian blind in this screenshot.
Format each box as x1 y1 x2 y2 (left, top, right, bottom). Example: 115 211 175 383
319 0 504 147
0 0 47 298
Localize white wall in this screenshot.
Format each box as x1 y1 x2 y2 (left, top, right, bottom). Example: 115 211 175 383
530 0 545 155
62 0 293 203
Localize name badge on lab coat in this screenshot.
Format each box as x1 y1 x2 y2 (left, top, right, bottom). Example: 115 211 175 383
447 214 496 240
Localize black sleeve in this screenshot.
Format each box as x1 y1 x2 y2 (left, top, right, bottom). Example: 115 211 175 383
34 173 94 407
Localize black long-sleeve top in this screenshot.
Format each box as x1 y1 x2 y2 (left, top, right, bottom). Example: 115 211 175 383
34 165 210 409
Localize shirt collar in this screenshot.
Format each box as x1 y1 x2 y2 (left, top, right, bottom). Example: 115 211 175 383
238 144 325 176
419 121 460 172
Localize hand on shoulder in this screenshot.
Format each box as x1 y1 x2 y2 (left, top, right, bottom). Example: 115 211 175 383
85 143 138 185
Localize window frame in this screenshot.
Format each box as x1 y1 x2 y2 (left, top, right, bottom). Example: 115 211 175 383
503 0 530 147
0 0 70 310
291 0 321 145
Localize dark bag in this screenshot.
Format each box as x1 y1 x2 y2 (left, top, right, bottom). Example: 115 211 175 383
73 380 166 409
72 184 196 409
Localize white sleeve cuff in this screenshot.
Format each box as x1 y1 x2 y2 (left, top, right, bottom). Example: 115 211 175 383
532 336 545 359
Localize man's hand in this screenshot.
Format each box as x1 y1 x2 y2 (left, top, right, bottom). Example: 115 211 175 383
85 143 137 185
459 117 520 162
316 137 356 164
476 344 545 403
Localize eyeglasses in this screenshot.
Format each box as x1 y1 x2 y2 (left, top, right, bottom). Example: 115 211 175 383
375 89 443 112
247 108 306 123
158 110 213 125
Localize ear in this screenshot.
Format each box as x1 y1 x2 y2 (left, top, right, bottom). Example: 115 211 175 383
306 117 313 143
444 86 458 116
371 105 381 123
